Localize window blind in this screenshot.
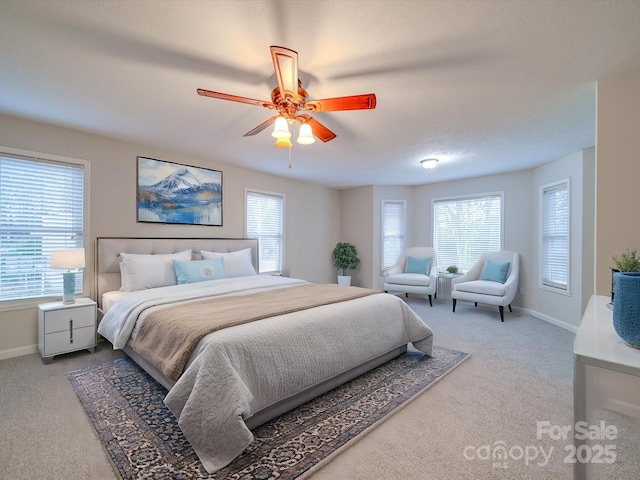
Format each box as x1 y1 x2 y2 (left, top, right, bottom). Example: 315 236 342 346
433 193 502 273
246 190 283 273
0 155 84 301
541 180 569 291
382 200 405 269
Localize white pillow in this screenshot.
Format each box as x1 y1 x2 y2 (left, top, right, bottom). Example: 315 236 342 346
200 248 257 278
119 249 192 291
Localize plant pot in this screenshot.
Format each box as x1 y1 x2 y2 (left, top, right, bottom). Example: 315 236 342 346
337 275 351 286
610 268 620 304
612 271 640 348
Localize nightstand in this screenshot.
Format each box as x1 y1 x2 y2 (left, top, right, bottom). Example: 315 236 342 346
38 297 97 364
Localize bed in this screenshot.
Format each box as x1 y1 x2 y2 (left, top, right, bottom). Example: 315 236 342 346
95 237 434 473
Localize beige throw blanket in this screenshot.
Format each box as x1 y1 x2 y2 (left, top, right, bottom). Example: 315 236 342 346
132 283 379 381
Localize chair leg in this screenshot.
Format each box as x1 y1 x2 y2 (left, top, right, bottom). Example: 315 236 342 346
428 295 432 307
452 298 457 312
405 293 409 298
499 305 505 322
508 304 512 312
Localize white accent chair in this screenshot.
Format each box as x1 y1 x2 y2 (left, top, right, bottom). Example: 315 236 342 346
383 247 437 306
451 251 519 322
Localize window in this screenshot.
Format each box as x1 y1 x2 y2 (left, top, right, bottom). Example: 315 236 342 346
245 189 284 274
381 200 406 269
0 153 86 302
433 193 503 273
540 179 569 293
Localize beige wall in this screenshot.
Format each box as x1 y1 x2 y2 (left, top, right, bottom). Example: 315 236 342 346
582 148 596 311
372 186 414 289
596 68 640 295
0 113 341 356
531 149 595 327
3 63 627 356
339 186 373 288
368 157 595 328
412 170 534 308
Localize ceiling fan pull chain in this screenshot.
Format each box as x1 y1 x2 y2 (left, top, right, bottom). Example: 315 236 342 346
288 142 292 169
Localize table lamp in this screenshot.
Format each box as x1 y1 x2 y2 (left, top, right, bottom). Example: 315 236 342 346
49 248 85 304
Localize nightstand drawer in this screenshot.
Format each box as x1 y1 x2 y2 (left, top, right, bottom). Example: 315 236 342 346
43 305 95 333
42 325 96 356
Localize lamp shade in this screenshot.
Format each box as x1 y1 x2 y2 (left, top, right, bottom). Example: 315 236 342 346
271 116 291 139
296 123 315 145
50 248 85 270
275 136 292 148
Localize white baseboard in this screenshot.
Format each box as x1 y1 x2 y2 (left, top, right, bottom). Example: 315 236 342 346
0 344 38 361
516 307 578 334
0 309 576 360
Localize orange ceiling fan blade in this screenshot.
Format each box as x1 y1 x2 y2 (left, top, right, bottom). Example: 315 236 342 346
270 46 299 102
304 93 376 112
243 115 279 137
296 114 337 142
197 88 274 109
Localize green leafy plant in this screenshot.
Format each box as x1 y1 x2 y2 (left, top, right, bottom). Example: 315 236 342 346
612 249 640 272
446 265 459 274
332 242 360 275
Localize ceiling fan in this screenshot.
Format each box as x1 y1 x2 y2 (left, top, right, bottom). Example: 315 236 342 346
197 46 377 147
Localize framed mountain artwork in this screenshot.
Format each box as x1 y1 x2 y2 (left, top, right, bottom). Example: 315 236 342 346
136 156 223 226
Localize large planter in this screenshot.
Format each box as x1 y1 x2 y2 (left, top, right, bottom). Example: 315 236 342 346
610 268 620 304
337 275 351 286
613 271 640 349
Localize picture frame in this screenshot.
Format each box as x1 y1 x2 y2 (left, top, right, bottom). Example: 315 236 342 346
137 156 223 226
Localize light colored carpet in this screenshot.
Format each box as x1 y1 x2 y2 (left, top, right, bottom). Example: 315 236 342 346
1 298 638 479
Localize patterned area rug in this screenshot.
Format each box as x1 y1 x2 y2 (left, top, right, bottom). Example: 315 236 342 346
66 345 469 479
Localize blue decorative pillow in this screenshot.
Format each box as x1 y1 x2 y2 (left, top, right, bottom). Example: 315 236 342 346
481 261 511 283
172 258 226 284
405 256 432 275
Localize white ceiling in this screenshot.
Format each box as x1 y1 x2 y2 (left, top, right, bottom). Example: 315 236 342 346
2 1 640 189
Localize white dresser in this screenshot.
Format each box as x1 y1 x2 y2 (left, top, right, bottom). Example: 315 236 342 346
573 295 640 479
38 297 97 363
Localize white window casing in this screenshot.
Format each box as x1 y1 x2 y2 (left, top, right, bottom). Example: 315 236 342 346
0 148 89 308
245 189 284 274
539 178 570 294
381 199 406 270
433 192 503 273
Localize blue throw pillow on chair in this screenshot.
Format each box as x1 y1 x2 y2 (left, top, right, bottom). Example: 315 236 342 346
481 260 511 283
405 256 431 275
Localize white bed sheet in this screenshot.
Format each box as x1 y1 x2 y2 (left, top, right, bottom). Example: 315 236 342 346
101 290 130 312
97 276 434 473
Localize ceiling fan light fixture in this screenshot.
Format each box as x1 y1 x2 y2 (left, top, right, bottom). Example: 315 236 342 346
272 116 291 139
421 158 439 170
296 123 315 145
275 136 292 148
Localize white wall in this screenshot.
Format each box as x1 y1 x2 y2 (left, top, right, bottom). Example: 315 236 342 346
0 113 341 355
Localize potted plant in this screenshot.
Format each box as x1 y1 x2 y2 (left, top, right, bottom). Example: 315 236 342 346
611 249 640 303
332 242 360 286
446 265 459 275
611 249 640 347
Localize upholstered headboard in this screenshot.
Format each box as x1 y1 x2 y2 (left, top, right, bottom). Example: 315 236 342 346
96 237 259 308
